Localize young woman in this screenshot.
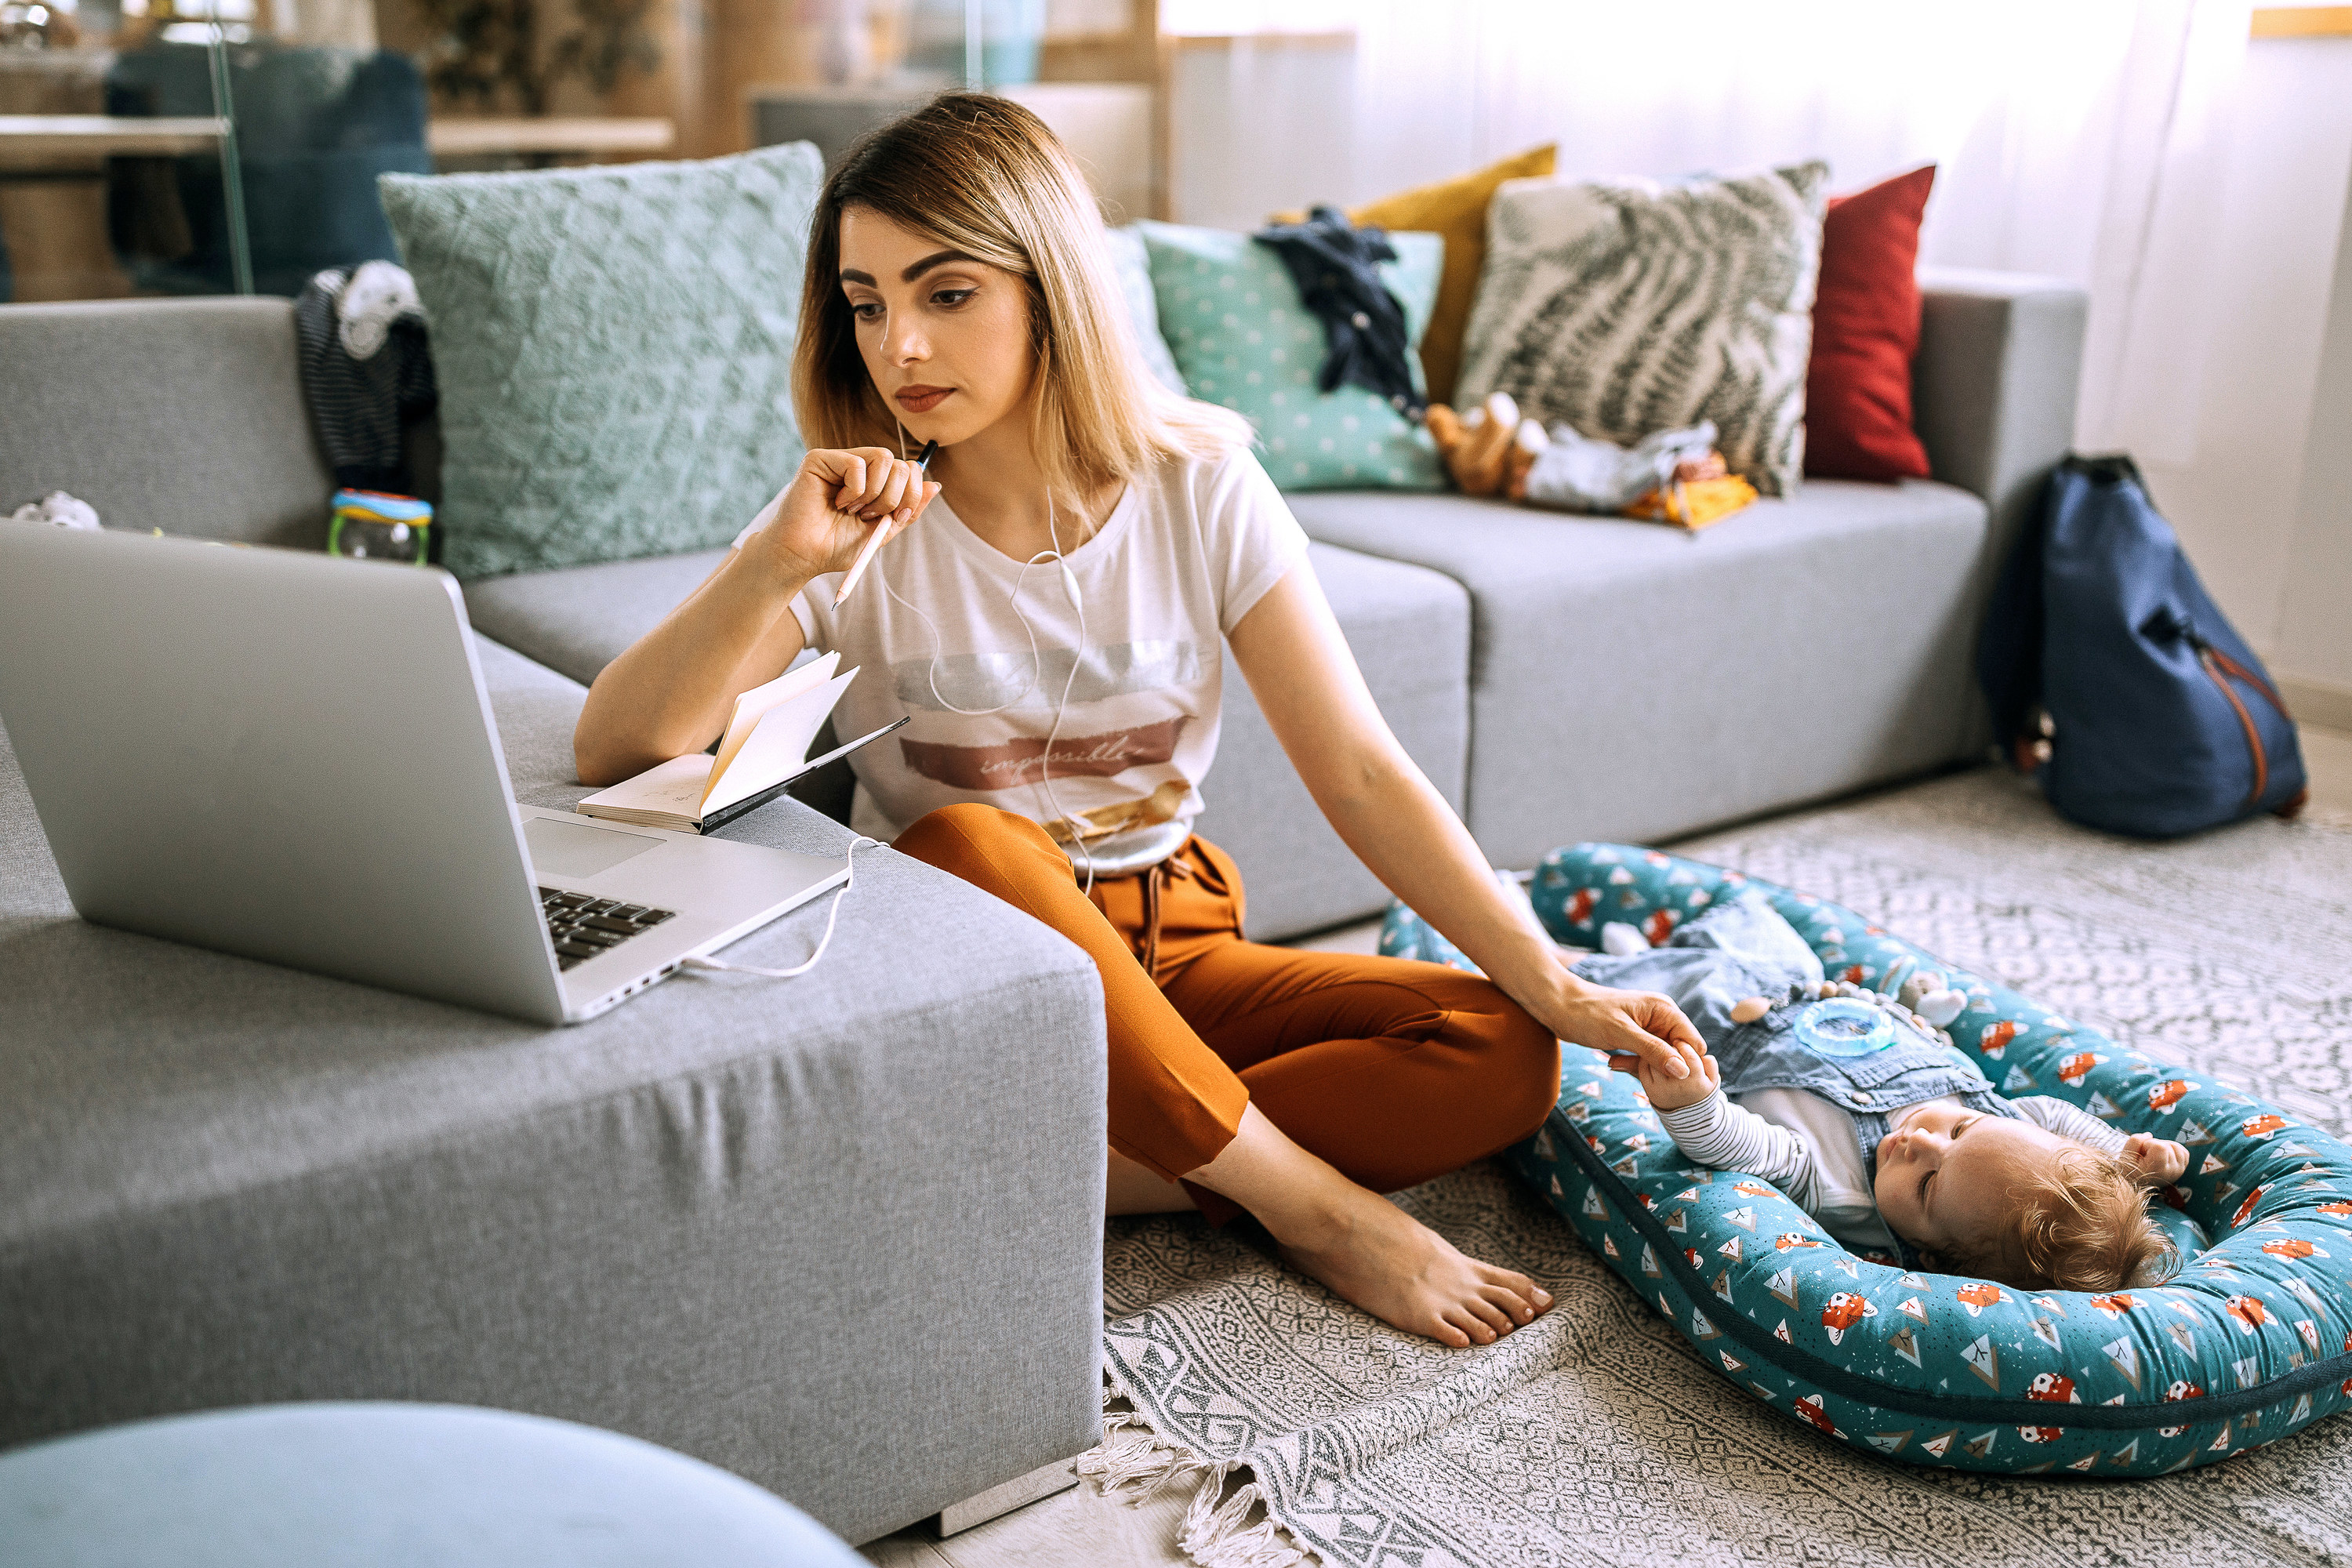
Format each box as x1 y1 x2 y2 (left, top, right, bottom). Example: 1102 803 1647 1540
576 94 1703 1348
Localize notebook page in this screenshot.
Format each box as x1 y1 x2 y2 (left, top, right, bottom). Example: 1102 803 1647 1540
577 753 714 816
699 668 858 816
706 650 841 801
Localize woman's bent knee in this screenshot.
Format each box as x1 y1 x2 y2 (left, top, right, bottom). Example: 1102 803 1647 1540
896 803 1057 868
1454 987 1561 1138
1402 966 1562 1138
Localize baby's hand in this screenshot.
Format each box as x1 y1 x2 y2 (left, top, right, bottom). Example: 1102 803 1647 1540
1612 1048 1719 1113
2121 1133 2189 1185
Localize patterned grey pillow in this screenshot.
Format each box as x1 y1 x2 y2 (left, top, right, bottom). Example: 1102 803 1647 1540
1456 162 1828 497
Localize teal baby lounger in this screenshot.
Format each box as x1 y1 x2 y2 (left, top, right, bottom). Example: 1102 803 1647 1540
1381 843 2352 1475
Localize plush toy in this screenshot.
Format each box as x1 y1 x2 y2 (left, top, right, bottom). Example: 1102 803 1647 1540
1424 395 1758 528
1425 392 1547 499
6 492 100 531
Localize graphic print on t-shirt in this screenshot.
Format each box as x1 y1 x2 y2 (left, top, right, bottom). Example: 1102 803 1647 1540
743 451 1310 840
900 714 1189 791
890 638 1208 713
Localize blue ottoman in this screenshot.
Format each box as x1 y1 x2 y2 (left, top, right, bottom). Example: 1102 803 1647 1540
0 1403 866 1567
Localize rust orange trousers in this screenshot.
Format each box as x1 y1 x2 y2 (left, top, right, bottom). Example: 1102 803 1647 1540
895 804 1561 1225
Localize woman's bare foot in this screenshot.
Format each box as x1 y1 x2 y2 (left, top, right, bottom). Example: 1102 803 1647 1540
1275 1180 1552 1348
1184 1105 1553 1348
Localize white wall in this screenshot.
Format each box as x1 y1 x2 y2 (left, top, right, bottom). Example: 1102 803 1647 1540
1167 38 1361 232
2140 37 2352 699
1167 30 2352 702
2273 73 2352 711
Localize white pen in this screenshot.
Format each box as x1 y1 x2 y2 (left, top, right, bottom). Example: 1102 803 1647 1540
833 439 938 608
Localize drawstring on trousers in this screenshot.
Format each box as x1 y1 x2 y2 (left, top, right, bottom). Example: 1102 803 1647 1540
1137 852 1194 985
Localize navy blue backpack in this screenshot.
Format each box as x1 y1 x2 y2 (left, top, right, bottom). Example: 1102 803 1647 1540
1979 454 2307 838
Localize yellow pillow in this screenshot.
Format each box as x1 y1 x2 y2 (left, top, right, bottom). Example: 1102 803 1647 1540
1276 144 1556 408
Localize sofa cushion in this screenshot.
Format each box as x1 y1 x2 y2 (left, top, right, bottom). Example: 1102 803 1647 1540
1139 221 1446 492
0 640 1107 1545
1457 162 1828 499
0 299 332 548
1105 225 1188 396
380 142 824 581
464 550 729 688
1807 165 1935 483
1287 481 1990 869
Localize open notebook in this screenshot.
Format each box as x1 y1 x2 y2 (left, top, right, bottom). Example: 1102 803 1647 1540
575 652 903 834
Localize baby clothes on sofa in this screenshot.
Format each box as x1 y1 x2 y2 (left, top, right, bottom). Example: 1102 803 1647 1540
1570 891 2127 1257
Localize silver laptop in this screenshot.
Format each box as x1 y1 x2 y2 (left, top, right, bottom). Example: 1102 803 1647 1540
0 524 848 1025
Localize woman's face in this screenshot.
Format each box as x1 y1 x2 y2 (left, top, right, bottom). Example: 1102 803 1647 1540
837 203 1036 447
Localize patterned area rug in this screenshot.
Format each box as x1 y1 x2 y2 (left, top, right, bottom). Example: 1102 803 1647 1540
1087 768 2352 1568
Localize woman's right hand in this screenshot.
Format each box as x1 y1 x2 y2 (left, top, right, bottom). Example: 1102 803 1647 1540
739 446 943 586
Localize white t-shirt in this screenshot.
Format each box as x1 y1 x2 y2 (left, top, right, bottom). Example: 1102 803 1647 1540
734 449 1311 846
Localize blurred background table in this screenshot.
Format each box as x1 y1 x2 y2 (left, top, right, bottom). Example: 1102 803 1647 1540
424 116 673 160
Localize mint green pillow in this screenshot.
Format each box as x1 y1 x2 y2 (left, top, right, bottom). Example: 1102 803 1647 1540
1104 225 1187 397
1137 221 1445 492
380 143 824 580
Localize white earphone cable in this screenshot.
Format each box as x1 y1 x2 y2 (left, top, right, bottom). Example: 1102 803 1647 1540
1030 492 1096 895
869 430 1098 892
679 834 880 980
691 441 1099 985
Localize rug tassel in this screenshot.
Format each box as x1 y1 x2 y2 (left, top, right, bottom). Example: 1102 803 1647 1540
1178 1478 1305 1568
1077 1417 1219 1505
1092 1392 1308 1567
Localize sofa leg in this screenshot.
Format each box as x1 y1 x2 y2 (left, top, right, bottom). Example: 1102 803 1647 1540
936 1454 1083 1537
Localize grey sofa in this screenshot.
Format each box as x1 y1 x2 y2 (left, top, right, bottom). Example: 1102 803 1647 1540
467 270 2086 924
0 300 1109 1547
0 269 2084 1539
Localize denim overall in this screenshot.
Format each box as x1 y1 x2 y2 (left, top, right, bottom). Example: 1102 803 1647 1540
1572 891 2017 1261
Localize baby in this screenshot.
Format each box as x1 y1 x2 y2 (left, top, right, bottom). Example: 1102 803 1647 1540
1574 891 2187 1291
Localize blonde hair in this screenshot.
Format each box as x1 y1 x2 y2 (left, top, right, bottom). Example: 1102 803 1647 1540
792 93 1247 513
1951 1145 2180 1293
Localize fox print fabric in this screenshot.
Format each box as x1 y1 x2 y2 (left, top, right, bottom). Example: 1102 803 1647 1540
1381 844 2352 1476
1454 163 1828 498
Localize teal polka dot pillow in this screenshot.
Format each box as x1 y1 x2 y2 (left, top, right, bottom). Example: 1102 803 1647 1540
1136 220 1445 492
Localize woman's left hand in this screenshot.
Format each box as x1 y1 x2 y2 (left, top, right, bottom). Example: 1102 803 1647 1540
1528 979 1708 1081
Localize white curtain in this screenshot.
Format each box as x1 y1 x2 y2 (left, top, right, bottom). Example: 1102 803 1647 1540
1176 0 2249 462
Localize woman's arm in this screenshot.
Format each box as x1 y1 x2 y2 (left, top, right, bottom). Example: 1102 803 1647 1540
573 447 938 786
1227 564 1704 1076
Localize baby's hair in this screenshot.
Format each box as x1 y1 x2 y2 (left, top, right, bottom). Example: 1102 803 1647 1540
1953 1145 2180 1292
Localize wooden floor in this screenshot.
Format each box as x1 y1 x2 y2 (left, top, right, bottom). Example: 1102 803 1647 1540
862 1467 1201 1568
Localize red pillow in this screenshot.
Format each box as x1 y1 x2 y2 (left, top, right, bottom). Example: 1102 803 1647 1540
1804 164 1934 482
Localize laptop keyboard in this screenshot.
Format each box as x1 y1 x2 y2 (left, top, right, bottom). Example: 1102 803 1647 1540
539 887 679 971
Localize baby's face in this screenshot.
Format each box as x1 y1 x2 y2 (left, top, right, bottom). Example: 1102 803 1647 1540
1874 1103 2073 1265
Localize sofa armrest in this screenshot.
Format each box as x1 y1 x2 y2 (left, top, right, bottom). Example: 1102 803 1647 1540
1913 268 2088 566
0 657 1109 1546
1911 269 2087 755
0 299 335 548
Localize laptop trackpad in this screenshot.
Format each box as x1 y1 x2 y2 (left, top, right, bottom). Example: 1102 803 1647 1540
525 816 666 880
